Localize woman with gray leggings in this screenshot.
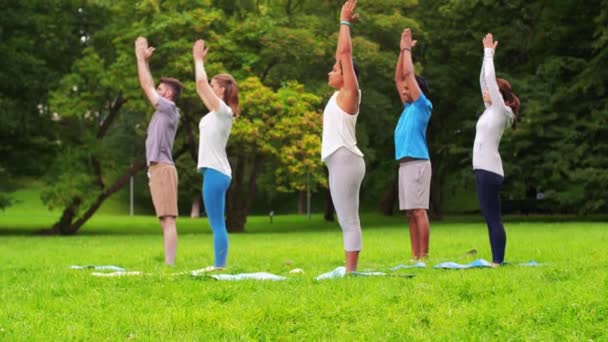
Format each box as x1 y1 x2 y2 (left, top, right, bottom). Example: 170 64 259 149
321 0 365 272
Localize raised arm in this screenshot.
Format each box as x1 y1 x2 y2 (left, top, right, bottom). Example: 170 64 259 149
135 37 159 107
192 39 221 112
480 51 489 109
482 33 504 108
335 0 360 115
394 50 407 103
400 28 421 102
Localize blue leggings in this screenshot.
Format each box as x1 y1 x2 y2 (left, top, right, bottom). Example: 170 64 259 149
201 168 232 268
475 169 506 264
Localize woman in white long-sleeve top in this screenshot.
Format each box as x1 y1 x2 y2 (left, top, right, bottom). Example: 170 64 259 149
474 33 520 267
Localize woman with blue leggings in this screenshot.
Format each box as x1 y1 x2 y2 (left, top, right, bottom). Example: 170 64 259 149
192 39 239 271
474 33 520 266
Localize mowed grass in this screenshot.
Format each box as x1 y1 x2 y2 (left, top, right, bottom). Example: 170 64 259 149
1 209 608 340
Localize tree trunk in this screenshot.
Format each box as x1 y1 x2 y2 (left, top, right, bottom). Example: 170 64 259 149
323 166 334 221
44 94 204 235
323 186 334 221
379 174 399 216
46 143 188 235
96 95 126 139
190 195 201 218
226 155 246 232
226 153 264 233
297 190 306 214
245 155 263 214
47 159 148 235
428 167 443 220
49 198 81 235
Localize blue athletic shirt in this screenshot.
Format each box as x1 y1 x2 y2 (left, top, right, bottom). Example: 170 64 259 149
394 92 432 160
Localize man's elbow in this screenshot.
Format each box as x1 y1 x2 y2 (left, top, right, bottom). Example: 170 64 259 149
402 70 414 79
336 48 352 58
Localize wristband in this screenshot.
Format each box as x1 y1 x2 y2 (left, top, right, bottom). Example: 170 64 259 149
401 47 411 52
340 20 351 27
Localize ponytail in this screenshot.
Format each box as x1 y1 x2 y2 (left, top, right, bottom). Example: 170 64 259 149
497 78 520 129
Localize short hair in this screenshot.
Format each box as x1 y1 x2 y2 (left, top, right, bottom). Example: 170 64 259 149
159 77 184 102
415 75 429 97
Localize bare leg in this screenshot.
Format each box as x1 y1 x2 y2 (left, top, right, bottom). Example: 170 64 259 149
159 216 177 265
406 210 420 259
345 250 360 272
413 209 430 259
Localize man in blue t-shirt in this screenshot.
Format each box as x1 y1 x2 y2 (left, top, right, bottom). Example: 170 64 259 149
393 28 433 262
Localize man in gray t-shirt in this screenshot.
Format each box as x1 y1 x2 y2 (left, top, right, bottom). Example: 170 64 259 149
146 96 180 166
135 36 183 266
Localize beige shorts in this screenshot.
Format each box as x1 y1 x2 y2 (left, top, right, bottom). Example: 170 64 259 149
399 160 431 210
148 163 178 218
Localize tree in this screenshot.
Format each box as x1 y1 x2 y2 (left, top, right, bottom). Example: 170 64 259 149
225 78 325 231
416 0 608 215
0 0 104 209
42 1 330 233
42 1 213 234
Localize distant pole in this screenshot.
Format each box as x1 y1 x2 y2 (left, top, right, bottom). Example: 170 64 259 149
129 176 134 216
307 171 311 220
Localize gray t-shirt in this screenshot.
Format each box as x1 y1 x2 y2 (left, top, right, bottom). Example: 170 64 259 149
145 96 180 166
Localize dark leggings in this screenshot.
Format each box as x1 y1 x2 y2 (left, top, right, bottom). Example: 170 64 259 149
475 169 506 264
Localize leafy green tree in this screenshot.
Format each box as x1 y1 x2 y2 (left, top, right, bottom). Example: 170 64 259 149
42 1 331 233
415 0 608 215
12 0 608 231
43 1 210 234
0 0 105 209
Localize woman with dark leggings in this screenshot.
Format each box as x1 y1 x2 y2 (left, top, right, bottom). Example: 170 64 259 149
473 33 520 267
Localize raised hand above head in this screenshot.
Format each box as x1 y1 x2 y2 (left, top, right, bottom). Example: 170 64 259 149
482 33 498 50
192 39 209 60
400 28 417 51
135 36 155 61
340 0 359 23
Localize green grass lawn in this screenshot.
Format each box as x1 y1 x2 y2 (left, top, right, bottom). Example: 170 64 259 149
1 210 607 340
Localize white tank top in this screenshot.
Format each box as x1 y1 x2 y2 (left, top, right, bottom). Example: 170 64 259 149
321 91 364 161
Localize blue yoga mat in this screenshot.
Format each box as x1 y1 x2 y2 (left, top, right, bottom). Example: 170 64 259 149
207 272 287 281
433 259 492 269
390 261 427 270
316 267 416 280
70 265 125 272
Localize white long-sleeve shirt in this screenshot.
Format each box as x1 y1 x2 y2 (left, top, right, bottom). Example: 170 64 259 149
473 48 514 177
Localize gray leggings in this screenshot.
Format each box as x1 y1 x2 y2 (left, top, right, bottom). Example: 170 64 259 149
326 147 366 251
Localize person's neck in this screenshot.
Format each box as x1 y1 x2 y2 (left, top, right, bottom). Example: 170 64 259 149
161 95 175 104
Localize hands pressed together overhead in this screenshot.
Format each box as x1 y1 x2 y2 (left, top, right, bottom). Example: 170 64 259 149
135 36 155 61
400 28 417 51
192 39 209 60
340 0 359 23
483 33 498 50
